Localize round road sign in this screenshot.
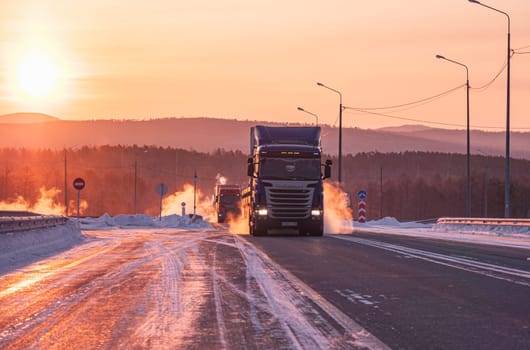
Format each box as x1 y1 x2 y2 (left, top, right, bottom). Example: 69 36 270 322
357 190 367 200
156 183 169 196
73 177 85 190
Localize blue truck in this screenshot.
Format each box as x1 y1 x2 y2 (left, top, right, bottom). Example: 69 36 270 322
214 184 242 223
242 125 332 236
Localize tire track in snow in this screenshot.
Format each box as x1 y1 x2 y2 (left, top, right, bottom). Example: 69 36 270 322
231 235 389 350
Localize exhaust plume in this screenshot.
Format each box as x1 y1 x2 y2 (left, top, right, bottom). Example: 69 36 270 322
163 183 215 221
0 186 78 216
226 202 248 235
324 182 353 234
216 173 227 185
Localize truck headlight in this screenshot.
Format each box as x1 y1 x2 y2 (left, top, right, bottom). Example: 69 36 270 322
311 209 322 217
257 208 268 216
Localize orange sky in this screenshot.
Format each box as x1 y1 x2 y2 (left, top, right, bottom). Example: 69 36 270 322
0 0 529 130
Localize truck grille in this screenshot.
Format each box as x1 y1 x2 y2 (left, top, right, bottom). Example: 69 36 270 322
265 187 314 219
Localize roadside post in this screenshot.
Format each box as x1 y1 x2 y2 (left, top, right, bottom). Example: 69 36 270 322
155 183 169 220
357 189 367 223
193 170 198 217
181 202 186 216
72 177 85 219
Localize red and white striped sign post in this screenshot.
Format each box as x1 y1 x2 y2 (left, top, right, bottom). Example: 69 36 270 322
357 190 367 223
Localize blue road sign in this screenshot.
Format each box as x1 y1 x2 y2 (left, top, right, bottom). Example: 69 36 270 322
357 189 367 200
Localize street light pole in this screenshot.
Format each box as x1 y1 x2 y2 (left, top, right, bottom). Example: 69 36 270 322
193 169 198 216
297 106 319 125
134 158 137 214
317 82 343 184
436 54 471 217
469 0 511 218
64 149 68 216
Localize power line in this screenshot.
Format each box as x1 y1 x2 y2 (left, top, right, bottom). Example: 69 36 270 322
329 50 527 129
514 44 530 50
368 87 465 115
470 60 507 92
348 84 465 111
344 108 463 128
344 108 530 131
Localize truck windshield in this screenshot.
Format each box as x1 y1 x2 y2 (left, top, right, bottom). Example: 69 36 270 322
259 158 321 180
219 194 240 204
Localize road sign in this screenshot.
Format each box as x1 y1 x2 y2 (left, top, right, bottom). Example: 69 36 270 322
357 191 367 223
73 178 85 190
357 190 367 200
156 183 169 220
72 178 85 219
156 183 168 196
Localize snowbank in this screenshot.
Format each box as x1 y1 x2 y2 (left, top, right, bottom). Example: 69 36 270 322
353 216 530 249
433 222 530 235
79 213 210 230
0 214 210 276
0 220 85 275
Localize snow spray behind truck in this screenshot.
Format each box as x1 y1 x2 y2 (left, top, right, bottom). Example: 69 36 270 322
214 184 241 223
242 125 332 236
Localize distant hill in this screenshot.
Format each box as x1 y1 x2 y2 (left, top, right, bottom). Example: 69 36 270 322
0 113 60 124
0 115 529 159
377 125 433 133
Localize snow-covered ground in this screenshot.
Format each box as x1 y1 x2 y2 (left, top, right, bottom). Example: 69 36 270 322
79 213 210 230
354 217 530 250
1 214 529 277
0 220 85 275
0 213 209 276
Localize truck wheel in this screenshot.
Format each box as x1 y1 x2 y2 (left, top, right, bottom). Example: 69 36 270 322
251 219 266 236
249 217 255 235
310 229 323 236
309 223 324 236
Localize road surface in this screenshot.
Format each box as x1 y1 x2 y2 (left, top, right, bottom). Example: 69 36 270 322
0 228 381 350
249 231 530 350
1 227 529 349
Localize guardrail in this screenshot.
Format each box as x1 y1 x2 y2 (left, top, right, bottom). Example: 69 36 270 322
0 216 68 234
436 217 530 227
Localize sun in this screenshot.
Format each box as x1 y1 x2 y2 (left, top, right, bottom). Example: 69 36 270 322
15 52 59 99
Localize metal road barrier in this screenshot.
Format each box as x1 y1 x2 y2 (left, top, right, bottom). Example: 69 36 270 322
0 216 68 234
436 217 530 227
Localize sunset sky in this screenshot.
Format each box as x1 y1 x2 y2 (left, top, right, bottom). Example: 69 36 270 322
0 0 529 130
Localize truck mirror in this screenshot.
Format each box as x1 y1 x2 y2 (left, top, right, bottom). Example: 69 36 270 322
324 164 331 179
247 158 254 177
323 159 332 179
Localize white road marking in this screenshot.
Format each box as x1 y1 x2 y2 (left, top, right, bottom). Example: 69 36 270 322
235 235 391 350
331 235 530 287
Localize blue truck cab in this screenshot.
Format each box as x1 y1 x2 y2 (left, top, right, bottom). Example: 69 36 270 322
242 125 332 236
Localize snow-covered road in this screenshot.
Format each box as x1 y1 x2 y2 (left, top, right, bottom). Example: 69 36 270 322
0 228 385 349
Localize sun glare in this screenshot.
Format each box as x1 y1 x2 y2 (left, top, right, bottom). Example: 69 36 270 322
15 52 59 99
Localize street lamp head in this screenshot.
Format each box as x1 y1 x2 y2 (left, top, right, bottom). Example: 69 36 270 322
435 54 446 59
316 82 324 87
468 0 481 4
297 107 305 112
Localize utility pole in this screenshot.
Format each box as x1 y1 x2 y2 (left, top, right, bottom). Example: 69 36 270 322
193 170 198 216
64 149 68 216
380 167 383 218
134 159 137 214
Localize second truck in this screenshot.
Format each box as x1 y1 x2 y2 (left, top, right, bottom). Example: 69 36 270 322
242 125 332 236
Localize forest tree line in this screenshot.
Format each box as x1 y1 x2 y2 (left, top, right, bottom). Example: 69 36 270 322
0 146 529 220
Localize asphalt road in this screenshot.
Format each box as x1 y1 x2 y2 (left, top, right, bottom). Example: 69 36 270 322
0 229 378 350
246 231 530 350
2 227 529 349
